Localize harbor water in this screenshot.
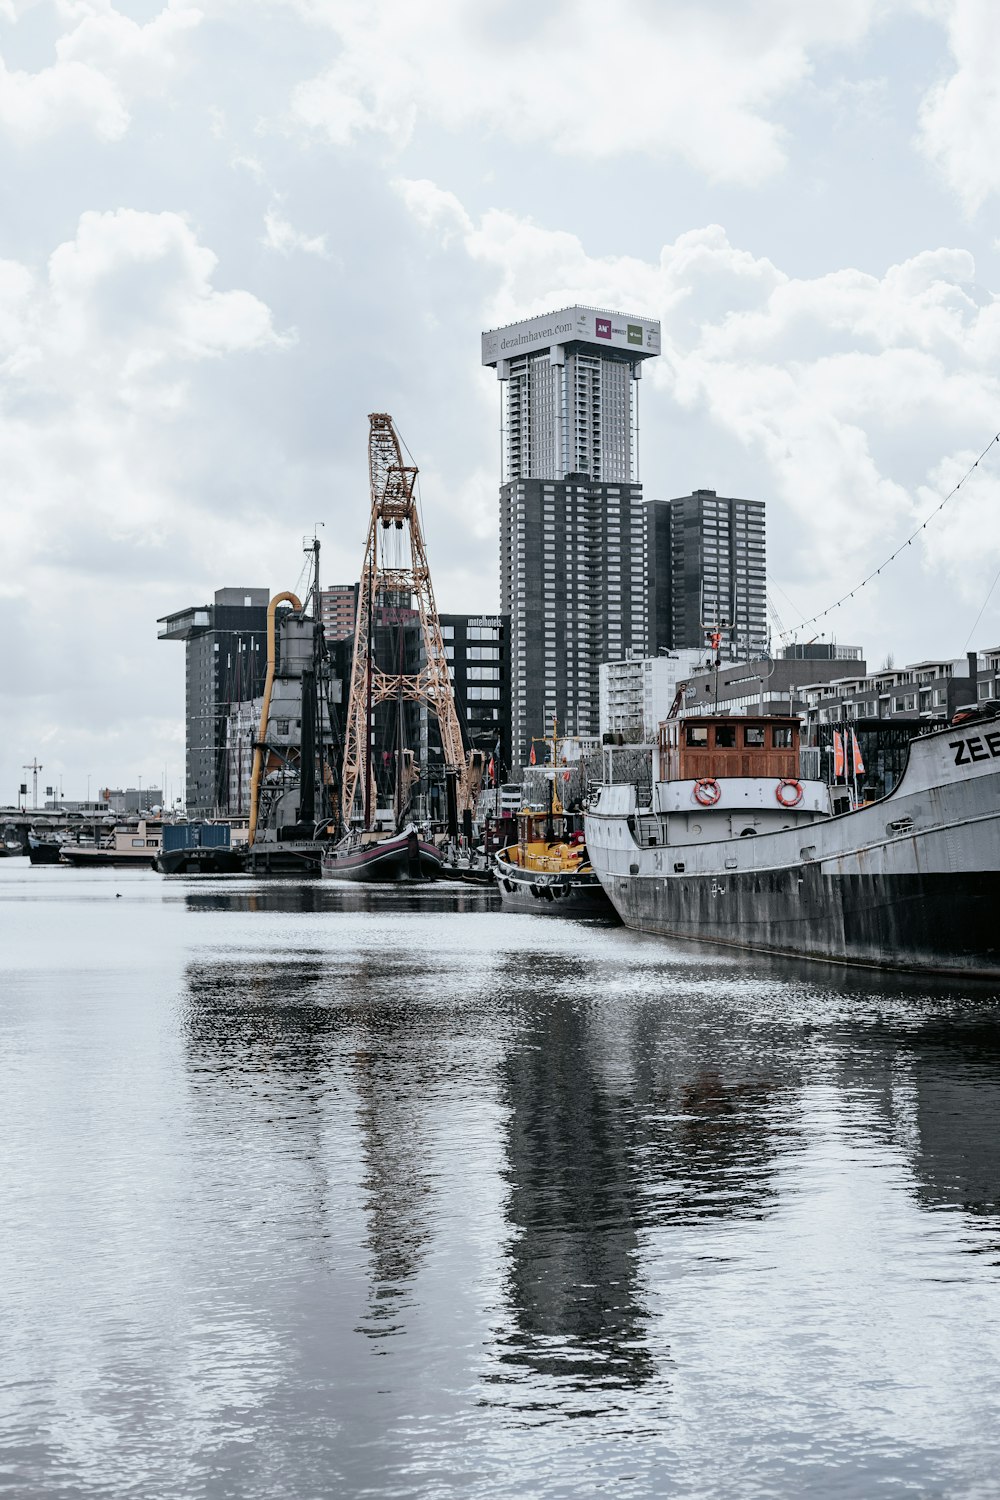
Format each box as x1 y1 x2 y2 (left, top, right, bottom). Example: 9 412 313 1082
3 862 1000 1498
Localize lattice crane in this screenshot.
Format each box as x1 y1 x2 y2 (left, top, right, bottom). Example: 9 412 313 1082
341 413 483 826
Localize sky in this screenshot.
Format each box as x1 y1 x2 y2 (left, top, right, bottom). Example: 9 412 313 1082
4 0 1000 803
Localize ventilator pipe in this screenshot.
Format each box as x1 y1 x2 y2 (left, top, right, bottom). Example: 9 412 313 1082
248 591 302 846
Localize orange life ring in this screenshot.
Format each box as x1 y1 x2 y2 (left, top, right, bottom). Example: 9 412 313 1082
694 778 721 806
776 778 803 808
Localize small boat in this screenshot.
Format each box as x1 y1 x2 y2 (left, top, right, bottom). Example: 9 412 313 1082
28 834 64 866
493 806 617 917
437 854 496 887
1 824 24 856
60 819 163 868
493 718 617 918
321 825 443 883
586 706 1000 975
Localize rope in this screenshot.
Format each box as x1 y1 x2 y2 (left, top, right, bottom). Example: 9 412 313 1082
965 559 1000 649
790 430 1000 636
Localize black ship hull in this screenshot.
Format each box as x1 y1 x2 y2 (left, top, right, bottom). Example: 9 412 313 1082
609 864 1000 976
156 847 246 876
493 854 618 919
28 842 63 865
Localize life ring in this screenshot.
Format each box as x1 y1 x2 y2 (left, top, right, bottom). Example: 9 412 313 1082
776 778 803 808
694 778 721 806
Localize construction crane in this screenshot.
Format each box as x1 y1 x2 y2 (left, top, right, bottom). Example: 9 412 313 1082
341 413 484 827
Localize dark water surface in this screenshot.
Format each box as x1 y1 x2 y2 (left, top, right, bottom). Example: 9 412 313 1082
3 863 1000 1498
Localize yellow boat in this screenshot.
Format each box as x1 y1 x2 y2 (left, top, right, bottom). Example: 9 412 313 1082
492 721 617 919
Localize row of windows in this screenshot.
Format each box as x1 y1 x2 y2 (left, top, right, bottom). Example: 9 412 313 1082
685 723 792 750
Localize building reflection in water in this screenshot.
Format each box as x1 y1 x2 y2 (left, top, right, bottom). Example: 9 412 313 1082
492 953 800 1403
180 930 440 1340
834 1004 1000 1240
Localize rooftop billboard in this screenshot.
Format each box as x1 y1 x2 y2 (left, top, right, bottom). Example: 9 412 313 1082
481 305 661 366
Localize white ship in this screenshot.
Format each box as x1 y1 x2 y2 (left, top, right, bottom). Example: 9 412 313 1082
585 709 1000 976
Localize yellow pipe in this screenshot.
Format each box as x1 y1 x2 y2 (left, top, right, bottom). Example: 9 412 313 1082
248 591 302 846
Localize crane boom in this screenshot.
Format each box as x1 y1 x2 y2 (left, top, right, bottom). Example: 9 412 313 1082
341 414 482 826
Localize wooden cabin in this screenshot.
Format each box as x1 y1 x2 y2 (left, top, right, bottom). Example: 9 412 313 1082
658 715 800 782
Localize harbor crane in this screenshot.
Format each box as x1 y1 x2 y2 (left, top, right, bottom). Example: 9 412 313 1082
341 413 484 827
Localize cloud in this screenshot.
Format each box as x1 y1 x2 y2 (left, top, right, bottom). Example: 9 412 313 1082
288 0 891 183
262 206 328 257
399 179 1000 646
0 208 289 790
0 1 202 142
916 0 1000 213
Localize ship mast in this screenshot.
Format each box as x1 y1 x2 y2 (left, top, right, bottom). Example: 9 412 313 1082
342 413 475 827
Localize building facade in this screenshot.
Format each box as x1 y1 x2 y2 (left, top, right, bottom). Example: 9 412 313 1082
800 650 1000 797
483 307 661 767
158 587 270 818
599 649 707 742
501 477 649 765
645 489 767 660
679 645 866 721
801 651 996 726
439 613 511 773
482 305 661 485
319 583 359 643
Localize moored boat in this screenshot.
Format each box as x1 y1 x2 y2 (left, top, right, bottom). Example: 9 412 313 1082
585 708 1000 975
60 819 163 868
28 834 64 865
493 806 617 918
321 825 442 882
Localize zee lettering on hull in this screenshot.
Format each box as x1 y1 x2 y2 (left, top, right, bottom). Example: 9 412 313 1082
950 730 1000 766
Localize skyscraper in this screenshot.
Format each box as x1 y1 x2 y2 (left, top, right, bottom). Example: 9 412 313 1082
482 306 661 764
158 587 270 817
645 490 767 660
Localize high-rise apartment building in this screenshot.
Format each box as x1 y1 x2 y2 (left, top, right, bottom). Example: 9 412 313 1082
483 307 661 765
319 583 359 643
158 587 270 817
645 490 767 660
440 613 511 771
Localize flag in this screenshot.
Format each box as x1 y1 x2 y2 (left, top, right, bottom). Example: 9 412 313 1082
833 730 845 779
487 756 495 785
562 770 571 782
851 730 865 778
529 743 536 766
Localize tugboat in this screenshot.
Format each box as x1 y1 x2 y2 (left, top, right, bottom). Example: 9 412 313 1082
493 805 614 917
585 707 1000 975
493 721 617 919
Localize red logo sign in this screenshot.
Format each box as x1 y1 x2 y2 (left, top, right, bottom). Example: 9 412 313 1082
595 317 612 339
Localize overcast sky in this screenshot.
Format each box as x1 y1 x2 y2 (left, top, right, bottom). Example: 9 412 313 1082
4 0 1000 803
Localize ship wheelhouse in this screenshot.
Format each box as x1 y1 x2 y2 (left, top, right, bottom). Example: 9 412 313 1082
659 714 800 784
601 712 836 852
